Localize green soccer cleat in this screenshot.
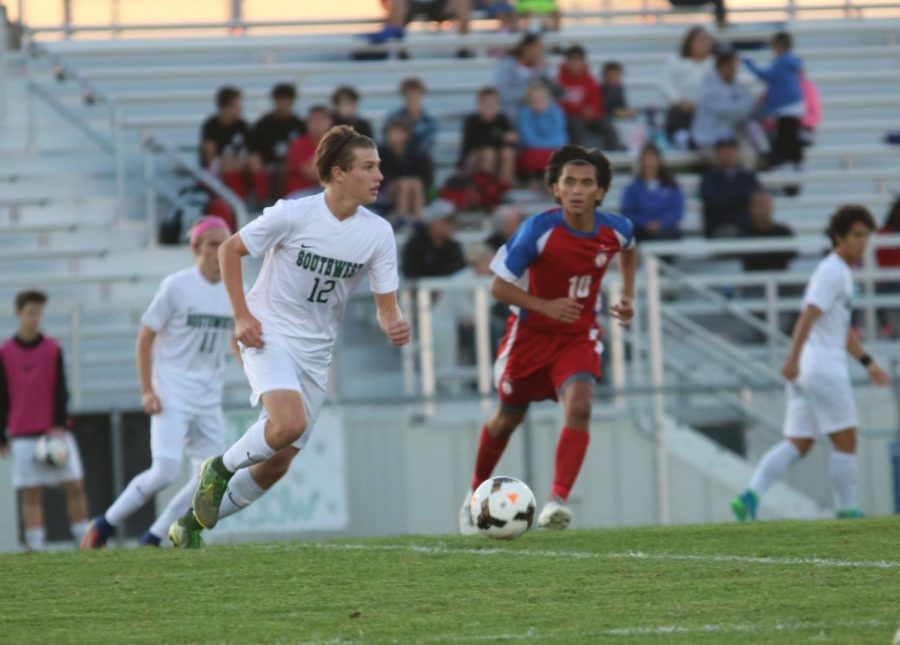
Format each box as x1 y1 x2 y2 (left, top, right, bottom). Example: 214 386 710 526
731 490 759 522
168 512 205 549
837 508 865 519
192 456 233 529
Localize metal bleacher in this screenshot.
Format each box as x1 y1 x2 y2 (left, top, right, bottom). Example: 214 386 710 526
1 7 900 415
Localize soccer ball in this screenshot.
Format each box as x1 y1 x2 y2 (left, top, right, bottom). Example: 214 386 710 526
34 435 69 467
470 476 536 540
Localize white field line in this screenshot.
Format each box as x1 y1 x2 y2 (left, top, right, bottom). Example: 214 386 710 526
296 620 890 644
298 541 900 570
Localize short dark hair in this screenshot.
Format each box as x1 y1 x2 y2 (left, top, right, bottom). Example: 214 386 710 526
637 143 677 187
773 31 792 50
564 44 586 60
546 145 613 202
385 117 412 134
477 86 499 101
315 125 377 184
400 77 425 94
331 85 360 105
216 86 241 109
15 290 47 313
511 33 541 58
602 61 623 75
884 196 900 232
307 104 331 119
826 204 876 246
271 83 296 101
715 51 737 68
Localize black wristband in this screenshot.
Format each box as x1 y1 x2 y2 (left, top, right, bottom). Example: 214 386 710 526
859 354 873 368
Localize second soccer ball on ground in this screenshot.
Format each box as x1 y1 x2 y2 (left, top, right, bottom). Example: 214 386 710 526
470 476 536 541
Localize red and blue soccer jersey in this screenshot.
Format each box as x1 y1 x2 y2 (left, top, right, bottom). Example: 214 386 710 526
489 208 635 406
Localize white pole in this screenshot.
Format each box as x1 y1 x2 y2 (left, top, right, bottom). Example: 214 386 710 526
765 278 779 369
400 288 416 396
71 307 83 410
416 286 435 413
473 285 492 403
645 255 670 525
608 278 627 409
862 245 877 343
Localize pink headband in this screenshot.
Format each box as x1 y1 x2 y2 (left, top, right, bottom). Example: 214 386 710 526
190 216 230 247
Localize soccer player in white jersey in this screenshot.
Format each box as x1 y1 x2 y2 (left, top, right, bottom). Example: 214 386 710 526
732 205 890 522
168 125 410 547
81 217 235 549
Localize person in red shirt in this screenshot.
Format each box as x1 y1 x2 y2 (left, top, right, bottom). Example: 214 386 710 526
557 45 604 146
458 145 637 533
0 291 89 550
284 106 334 197
876 197 900 337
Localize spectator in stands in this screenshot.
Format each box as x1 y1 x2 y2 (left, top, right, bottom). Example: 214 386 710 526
517 81 567 179
284 105 333 197
668 0 727 29
485 204 527 250
402 199 467 279
875 197 900 337
1 290 89 551
379 118 433 223
516 0 560 32
475 0 515 32
799 68 822 147
557 45 604 146
461 87 517 187
692 51 759 165
248 83 305 203
200 86 252 199
743 32 804 169
600 61 635 120
661 26 715 149
740 191 796 272
620 144 684 242
331 86 373 139
365 0 472 45
699 137 761 238
495 34 557 118
385 77 438 156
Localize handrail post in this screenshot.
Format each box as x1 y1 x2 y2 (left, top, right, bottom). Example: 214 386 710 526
645 254 670 525
765 278 779 369
862 244 877 343
400 287 416 396
416 285 435 413
608 278 627 409
473 285 492 403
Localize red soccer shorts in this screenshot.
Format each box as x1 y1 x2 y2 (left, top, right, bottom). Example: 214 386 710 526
493 315 603 408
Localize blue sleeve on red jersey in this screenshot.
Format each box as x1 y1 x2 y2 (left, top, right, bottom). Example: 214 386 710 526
598 211 636 250
497 211 561 279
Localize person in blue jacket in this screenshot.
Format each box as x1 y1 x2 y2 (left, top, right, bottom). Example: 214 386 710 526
744 32 804 168
620 143 684 241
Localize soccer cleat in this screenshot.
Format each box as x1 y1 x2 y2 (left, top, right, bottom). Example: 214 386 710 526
731 490 759 522
192 456 233 529
837 508 865 519
138 531 161 547
537 496 572 530
80 516 114 551
168 513 204 549
458 490 479 536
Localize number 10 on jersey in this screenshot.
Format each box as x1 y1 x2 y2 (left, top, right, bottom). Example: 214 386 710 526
568 275 591 299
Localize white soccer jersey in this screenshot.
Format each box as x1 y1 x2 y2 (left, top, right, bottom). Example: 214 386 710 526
141 266 234 409
801 251 853 361
240 194 399 355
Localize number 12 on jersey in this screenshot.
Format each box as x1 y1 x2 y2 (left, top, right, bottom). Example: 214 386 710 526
307 278 336 304
568 275 592 299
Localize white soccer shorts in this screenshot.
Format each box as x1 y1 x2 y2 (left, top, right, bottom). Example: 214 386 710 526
149 404 227 462
11 432 85 489
239 335 328 450
783 363 858 439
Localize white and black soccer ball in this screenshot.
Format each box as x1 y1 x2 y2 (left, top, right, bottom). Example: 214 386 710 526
470 476 536 541
34 435 69 467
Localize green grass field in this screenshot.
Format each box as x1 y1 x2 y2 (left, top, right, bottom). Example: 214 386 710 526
3 518 900 644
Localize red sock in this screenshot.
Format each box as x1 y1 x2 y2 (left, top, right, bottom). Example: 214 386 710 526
550 427 590 501
221 170 248 199
470 425 510 491
252 171 269 203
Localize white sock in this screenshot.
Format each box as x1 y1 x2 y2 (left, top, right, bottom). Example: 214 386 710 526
25 528 45 551
222 419 276 472
105 457 181 527
749 440 801 495
830 450 858 511
219 468 267 520
148 459 202 538
70 520 89 541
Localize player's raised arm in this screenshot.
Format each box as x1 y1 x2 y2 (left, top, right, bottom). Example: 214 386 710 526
218 232 263 349
374 291 411 346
